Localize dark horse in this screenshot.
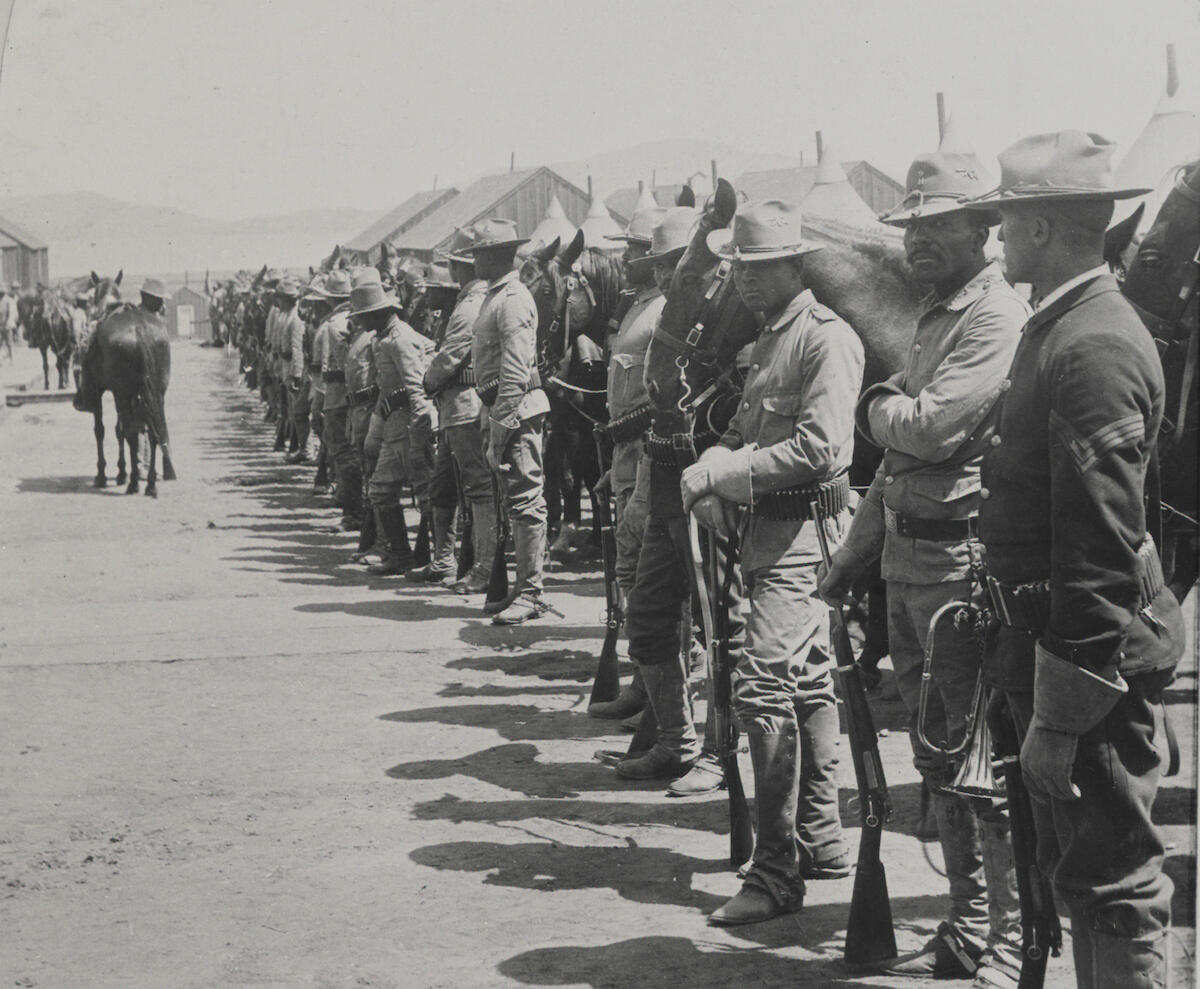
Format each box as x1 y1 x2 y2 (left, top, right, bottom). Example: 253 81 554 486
520 229 625 554
30 286 76 390
1115 160 1200 600
73 303 176 496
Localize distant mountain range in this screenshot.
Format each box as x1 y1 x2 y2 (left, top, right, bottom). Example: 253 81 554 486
0 139 820 281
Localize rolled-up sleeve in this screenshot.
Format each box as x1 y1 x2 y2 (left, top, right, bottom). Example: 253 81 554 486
865 295 1026 462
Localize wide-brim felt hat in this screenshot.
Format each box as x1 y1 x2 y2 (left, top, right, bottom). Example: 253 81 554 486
640 207 699 263
459 218 529 254
965 130 1150 208
706 200 822 261
275 277 301 297
349 281 400 315
322 270 352 298
608 204 668 245
140 277 167 299
880 151 1000 226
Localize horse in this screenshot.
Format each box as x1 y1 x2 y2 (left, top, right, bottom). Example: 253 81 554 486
29 285 76 390
1115 159 1200 600
88 269 123 324
73 303 176 496
520 229 625 555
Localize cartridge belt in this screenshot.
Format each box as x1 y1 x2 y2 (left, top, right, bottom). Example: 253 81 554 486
752 472 851 521
307 362 322 374
449 364 476 387
475 369 541 407
601 402 652 444
884 505 979 542
646 430 697 470
379 387 409 418
347 384 380 407
322 369 345 384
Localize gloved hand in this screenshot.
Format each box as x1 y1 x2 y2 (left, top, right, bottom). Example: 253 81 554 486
487 420 514 474
816 547 864 606
691 494 739 540
1020 714 1081 802
593 469 612 497
680 462 711 514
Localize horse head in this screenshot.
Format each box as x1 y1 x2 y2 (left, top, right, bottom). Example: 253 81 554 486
1123 160 1200 331
89 269 123 323
645 177 755 414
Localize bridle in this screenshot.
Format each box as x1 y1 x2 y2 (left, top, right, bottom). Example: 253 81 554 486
528 259 599 381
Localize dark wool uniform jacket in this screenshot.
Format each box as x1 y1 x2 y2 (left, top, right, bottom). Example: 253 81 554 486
980 274 1184 703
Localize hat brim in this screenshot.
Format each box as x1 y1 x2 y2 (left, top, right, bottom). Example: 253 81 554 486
437 250 475 264
459 238 529 255
350 295 400 315
605 233 652 245
641 245 688 266
879 196 1000 227
706 229 822 261
964 185 1153 208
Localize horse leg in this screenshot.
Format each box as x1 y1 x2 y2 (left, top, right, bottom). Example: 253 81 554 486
118 399 139 494
92 406 107 487
40 345 50 390
115 410 128 486
145 432 158 498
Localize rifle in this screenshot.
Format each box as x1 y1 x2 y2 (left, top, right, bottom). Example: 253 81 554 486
588 432 622 706
810 508 897 966
989 696 1063 989
687 517 754 868
485 473 510 609
413 508 431 567
450 454 474 580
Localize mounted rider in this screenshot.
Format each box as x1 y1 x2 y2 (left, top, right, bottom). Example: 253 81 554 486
965 131 1185 989
682 200 861 925
819 143 1030 987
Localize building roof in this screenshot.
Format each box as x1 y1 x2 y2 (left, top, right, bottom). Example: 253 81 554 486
0 214 47 250
0 231 19 249
393 166 586 253
605 184 689 223
346 188 459 252
734 161 877 203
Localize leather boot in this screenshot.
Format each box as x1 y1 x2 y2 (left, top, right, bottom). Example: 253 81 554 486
709 727 805 926
796 702 850 879
970 817 1022 989
351 505 381 564
668 638 725 796
1091 929 1168 989
616 658 699 779
368 505 415 575
549 521 578 559
408 506 457 583
492 516 549 625
588 667 647 720
338 463 363 531
453 498 494 594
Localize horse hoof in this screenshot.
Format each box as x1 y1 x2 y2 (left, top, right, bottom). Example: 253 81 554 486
115 472 127 485
145 486 157 499
94 475 107 488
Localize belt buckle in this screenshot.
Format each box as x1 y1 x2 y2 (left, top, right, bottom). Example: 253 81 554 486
883 504 898 535
671 433 693 451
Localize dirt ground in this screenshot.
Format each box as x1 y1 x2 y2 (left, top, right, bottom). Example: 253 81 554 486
1 343 1195 989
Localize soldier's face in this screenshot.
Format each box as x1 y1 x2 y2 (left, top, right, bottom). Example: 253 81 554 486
903 212 986 287
733 258 802 314
997 208 1040 285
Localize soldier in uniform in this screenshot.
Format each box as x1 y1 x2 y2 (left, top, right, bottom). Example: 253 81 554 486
302 275 332 484
963 132 1184 989
819 147 1029 986
351 276 433 575
681 201 862 926
0 284 16 363
275 278 307 460
317 271 356 516
344 269 383 549
585 199 667 722
422 251 491 589
465 218 553 625
139 278 167 315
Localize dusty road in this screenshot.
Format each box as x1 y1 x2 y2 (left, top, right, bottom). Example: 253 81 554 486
1 343 1195 989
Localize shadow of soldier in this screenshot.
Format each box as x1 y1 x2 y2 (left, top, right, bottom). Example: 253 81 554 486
378 703 610 742
445 648 603 684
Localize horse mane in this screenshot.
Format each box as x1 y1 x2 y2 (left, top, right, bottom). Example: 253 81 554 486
576 248 624 330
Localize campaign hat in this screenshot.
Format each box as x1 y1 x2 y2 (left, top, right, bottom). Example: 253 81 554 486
642 207 700 264
609 203 669 245
880 151 999 225
349 279 399 316
705 200 823 261
458 218 528 254
140 277 167 299
323 270 352 298
965 130 1151 207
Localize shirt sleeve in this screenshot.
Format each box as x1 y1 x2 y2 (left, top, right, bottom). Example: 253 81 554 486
397 329 434 421
864 294 1027 462
840 463 887 566
1043 334 1154 681
424 296 480 393
491 287 538 429
288 315 305 375
744 318 865 494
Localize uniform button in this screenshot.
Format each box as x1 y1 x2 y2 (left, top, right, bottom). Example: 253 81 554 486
990 435 1002 447
742 402 750 410
999 379 1011 392
884 475 894 485
913 344 921 353
980 488 990 500
751 363 760 372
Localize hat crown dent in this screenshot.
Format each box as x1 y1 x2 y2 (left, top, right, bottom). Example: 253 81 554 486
648 206 700 257
708 199 821 259
998 130 1120 190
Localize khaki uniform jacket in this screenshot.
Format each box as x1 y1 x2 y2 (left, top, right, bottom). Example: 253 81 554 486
609 285 663 419
344 327 377 397
424 280 485 430
471 269 549 428
375 313 434 440
319 306 352 409
280 308 306 380
841 261 1030 583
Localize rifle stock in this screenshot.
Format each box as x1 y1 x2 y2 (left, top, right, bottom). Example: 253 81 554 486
589 466 622 705
991 698 1062 989
689 519 754 868
485 476 509 607
811 511 897 966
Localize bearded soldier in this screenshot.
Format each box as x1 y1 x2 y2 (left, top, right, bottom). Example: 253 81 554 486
682 201 861 925
819 146 1029 986
964 132 1184 989
466 219 553 625
422 250 490 588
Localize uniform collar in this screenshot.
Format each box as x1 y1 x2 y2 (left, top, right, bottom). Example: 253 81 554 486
1025 270 1119 334
486 269 519 292
764 289 816 333
1033 264 1108 313
457 278 486 303
922 260 1005 314
634 284 662 305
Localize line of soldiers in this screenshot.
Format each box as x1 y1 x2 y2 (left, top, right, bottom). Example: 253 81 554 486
223 127 1183 989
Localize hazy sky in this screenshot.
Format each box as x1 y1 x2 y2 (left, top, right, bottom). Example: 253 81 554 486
0 0 1196 220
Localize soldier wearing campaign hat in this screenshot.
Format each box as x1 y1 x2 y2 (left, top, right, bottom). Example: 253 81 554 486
139 277 167 315
319 270 366 530
963 131 1183 989
274 277 307 459
465 218 554 624
680 200 862 926
820 141 1029 986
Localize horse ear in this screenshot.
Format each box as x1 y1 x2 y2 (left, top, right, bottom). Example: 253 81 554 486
1104 203 1144 268
712 178 737 229
536 237 561 264
115 269 123 285
90 271 99 286
559 229 585 270
677 185 696 208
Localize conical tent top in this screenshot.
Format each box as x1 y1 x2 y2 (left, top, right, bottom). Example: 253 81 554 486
633 185 659 212
803 141 878 224
528 194 578 251
813 143 848 186
937 114 975 155
579 194 624 248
